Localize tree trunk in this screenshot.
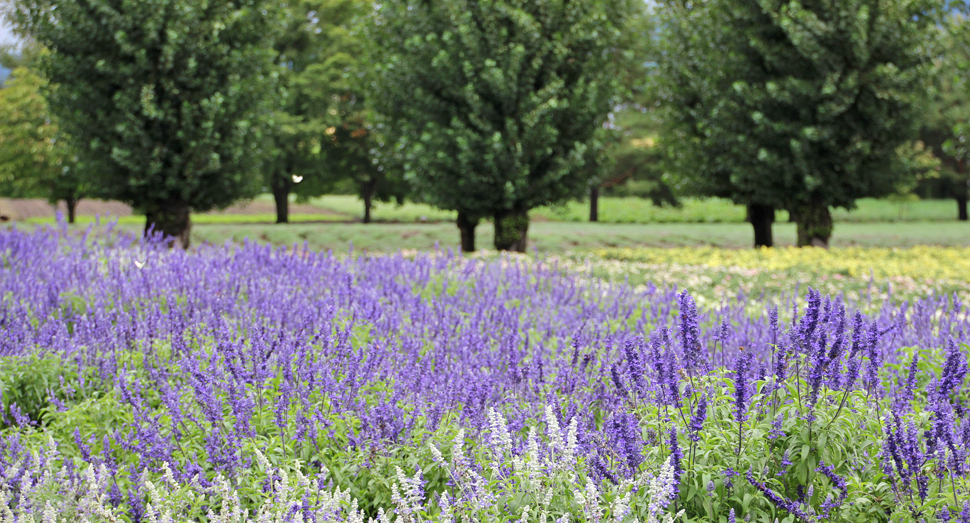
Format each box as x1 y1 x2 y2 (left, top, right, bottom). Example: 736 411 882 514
589 186 599 222
494 206 529 252
957 193 968 222
457 211 479 253
272 175 290 224
793 202 833 248
65 197 78 224
145 201 192 249
359 177 378 224
747 204 774 248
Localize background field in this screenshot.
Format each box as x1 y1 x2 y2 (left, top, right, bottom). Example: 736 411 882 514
5 195 969 254
91 221 970 253
5 195 967 225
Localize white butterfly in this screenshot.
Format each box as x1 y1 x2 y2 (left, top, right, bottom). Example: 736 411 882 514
134 260 145 269
292 175 304 183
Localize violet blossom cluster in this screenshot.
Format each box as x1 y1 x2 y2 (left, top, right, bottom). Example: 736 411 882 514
0 226 968 521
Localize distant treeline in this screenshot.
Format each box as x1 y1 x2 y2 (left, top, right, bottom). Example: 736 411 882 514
0 0 968 250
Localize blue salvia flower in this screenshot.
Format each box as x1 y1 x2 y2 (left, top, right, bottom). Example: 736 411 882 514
724 467 738 489
939 337 968 399
864 321 881 393
931 401 963 476
849 309 864 352
746 470 812 521
622 338 646 391
650 331 681 408
815 460 848 516
719 319 730 345
678 292 705 375
733 353 753 423
900 354 920 409
807 331 829 414
843 315 864 391
669 426 683 498
611 364 628 398
798 288 823 349
769 305 779 345
825 305 847 389
728 508 736 523
688 394 708 442
883 414 910 488
776 449 792 476
608 412 643 473
959 500 970 523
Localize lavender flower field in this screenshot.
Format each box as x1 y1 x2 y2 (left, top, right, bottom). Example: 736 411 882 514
0 226 968 522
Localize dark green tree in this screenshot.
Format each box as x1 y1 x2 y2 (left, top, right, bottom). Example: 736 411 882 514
375 0 633 251
658 0 936 247
934 15 970 220
8 0 280 247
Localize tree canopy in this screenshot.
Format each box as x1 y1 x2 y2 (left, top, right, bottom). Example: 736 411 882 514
9 0 281 246
0 64 85 221
375 0 634 251
657 0 938 247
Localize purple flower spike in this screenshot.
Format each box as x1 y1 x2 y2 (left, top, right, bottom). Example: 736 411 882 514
688 394 708 442
668 426 683 499
939 338 968 399
746 470 812 521
733 353 753 423
678 291 705 375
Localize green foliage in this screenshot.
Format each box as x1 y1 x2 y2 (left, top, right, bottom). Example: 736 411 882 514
266 0 353 221
0 66 81 204
0 354 107 428
8 0 281 244
264 0 405 224
311 0 406 223
598 8 676 206
5 339 967 521
930 15 970 213
374 0 634 250
657 0 938 246
624 364 964 522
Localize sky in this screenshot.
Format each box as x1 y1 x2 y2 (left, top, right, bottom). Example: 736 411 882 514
0 19 16 46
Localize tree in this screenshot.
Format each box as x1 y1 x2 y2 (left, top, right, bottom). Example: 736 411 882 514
8 0 280 247
933 15 970 220
375 0 633 252
589 5 677 223
315 0 407 224
265 0 345 224
0 65 85 222
657 0 936 247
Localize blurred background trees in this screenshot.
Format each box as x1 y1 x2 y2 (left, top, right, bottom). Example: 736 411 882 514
589 4 675 223
0 45 86 223
265 0 405 225
1 0 969 249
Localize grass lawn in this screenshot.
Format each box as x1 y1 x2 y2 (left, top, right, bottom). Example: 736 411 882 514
302 195 967 224
15 195 965 224
166 220 970 253
532 196 964 223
